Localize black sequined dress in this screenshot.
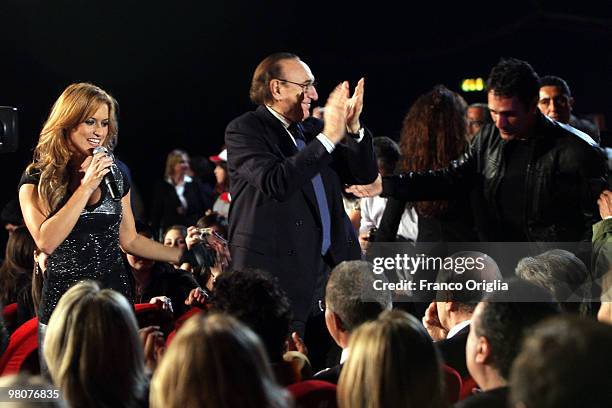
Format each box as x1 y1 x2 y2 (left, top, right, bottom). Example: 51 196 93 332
19 164 132 324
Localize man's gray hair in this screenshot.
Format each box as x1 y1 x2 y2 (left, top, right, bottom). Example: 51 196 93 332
325 260 392 332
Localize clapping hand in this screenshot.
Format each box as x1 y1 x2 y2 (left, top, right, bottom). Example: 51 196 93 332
345 78 365 133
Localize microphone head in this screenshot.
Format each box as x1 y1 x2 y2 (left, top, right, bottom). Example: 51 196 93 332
92 146 108 155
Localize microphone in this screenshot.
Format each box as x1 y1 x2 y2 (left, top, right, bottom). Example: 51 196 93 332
92 146 121 202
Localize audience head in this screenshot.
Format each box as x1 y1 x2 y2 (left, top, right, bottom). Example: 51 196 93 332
510 316 612 408
29 83 118 214
150 313 290 408
325 260 392 349
209 148 230 193
515 249 590 314
209 269 292 362
164 149 190 181
467 102 492 139
486 58 539 141
1 198 24 233
372 136 401 176
399 84 467 216
44 281 146 408
466 279 560 389
338 310 446 408
0 374 66 408
250 52 317 123
197 211 228 239
434 252 502 330
0 225 36 304
163 225 187 249
538 75 573 124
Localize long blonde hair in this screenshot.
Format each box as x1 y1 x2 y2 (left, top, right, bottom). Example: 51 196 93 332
163 149 189 181
44 281 147 408
338 310 447 408
150 313 290 408
26 83 118 215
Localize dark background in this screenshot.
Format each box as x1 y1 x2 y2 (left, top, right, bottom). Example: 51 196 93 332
1 0 610 226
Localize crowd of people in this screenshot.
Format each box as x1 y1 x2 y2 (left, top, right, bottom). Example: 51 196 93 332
0 52 611 407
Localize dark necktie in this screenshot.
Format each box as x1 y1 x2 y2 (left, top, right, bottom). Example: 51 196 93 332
288 122 331 255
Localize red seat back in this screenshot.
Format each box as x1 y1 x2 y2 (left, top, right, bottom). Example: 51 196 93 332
442 364 462 403
2 303 18 334
0 317 39 375
287 380 337 408
459 375 478 400
165 307 203 347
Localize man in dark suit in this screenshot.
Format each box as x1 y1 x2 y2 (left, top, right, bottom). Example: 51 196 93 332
225 53 377 340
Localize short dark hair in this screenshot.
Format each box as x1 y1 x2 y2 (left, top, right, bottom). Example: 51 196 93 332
539 75 572 97
325 261 392 332
373 137 401 175
475 279 560 379
249 52 299 105
209 269 292 362
486 58 540 108
510 316 612 408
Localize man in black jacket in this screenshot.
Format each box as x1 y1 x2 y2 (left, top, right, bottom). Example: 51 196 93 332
348 58 607 243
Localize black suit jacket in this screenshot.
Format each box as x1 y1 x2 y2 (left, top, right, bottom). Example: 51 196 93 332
150 178 214 238
453 386 509 408
313 363 343 385
225 106 377 322
436 324 470 378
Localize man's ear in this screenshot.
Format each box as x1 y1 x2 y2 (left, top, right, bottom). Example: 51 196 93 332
333 311 347 333
475 336 491 364
270 79 282 101
568 96 575 111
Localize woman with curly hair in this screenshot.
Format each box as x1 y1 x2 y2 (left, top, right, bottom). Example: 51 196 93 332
377 85 476 243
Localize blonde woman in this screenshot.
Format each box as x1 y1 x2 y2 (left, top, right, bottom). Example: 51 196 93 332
44 281 147 408
150 149 214 239
338 310 447 408
18 83 196 340
150 313 291 408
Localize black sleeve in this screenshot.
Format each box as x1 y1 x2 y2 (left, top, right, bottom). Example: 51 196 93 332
114 160 131 197
17 167 41 191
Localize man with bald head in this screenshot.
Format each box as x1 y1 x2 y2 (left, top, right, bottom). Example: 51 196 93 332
225 53 377 341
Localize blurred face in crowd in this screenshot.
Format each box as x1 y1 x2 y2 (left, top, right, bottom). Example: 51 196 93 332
164 228 186 249
467 106 488 137
488 92 536 141
173 154 190 178
271 58 318 123
68 104 109 158
538 85 572 124
214 164 227 185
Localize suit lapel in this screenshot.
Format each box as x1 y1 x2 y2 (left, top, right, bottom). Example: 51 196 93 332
254 106 321 220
